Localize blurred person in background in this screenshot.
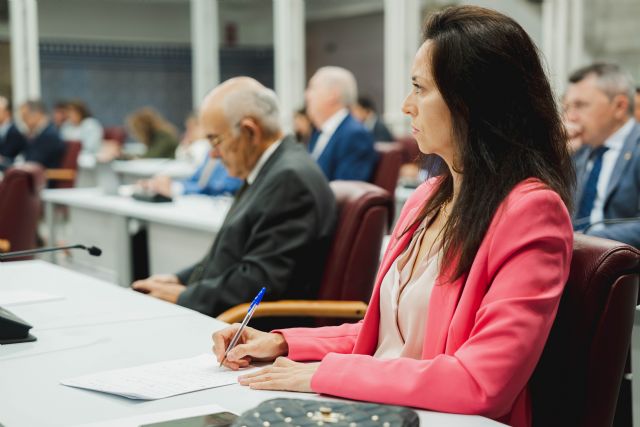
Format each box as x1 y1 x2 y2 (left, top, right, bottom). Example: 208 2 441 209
635 87 640 122
305 66 378 181
293 107 314 146
351 95 394 142
174 111 212 166
60 99 104 155
19 100 65 169
0 95 27 168
52 100 69 130
564 63 640 247
98 107 179 161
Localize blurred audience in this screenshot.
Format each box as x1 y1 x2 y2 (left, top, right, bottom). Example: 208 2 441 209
305 66 378 181
19 100 65 169
174 111 211 166
293 107 314 146
564 63 640 247
351 95 394 142
60 99 104 155
0 96 27 167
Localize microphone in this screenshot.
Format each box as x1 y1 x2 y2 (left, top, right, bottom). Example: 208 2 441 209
583 217 640 234
0 244 102 261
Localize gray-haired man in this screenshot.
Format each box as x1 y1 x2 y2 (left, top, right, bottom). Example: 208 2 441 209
133 77 337 321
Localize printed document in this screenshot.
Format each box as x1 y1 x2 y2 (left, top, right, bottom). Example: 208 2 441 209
61 353 260 400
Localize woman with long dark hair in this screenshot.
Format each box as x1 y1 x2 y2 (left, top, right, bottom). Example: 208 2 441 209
212 6 574 426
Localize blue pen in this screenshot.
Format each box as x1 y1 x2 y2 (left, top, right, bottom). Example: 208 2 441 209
219 286 266 367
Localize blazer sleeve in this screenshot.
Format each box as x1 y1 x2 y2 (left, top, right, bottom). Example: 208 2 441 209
177 169 331 316
309 190 573 418
333 128 378 181
587 222 640 248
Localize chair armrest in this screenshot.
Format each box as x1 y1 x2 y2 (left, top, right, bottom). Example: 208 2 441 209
216 300 368 324
45 169 76 181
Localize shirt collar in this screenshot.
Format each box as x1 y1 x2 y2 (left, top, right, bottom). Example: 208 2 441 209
246 137 283 185
320 108 349 135
604 118 635 151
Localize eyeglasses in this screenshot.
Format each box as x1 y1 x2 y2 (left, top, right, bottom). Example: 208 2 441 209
206 130 233 149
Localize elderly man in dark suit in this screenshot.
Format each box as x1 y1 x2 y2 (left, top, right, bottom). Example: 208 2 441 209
306 66 378 181
133 77 337 319
564 63 640 248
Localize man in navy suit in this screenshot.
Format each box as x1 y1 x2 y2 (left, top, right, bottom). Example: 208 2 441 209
564 63 640 248
19 100 65 169
0 96 27 168
305 66 378 181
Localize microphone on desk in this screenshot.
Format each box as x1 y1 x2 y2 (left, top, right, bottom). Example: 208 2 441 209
0 244 102 261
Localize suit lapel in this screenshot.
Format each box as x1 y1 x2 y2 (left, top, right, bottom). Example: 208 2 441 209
604 124 640 206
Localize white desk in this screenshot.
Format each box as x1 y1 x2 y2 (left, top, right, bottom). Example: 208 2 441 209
112 159 196 184
42 188 232 286
0 261 504 427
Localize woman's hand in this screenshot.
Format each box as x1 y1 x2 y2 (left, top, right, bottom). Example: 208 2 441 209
212 326 288 370
238 357 319 392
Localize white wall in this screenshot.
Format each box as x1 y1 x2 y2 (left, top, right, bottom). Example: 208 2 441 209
38 0 191 44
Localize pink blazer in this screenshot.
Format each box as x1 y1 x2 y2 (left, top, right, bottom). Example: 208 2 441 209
278 178 573 427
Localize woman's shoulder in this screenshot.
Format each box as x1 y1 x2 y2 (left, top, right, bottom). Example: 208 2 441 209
503 178 565 209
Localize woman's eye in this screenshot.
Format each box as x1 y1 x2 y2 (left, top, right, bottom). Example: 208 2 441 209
412 84 422 94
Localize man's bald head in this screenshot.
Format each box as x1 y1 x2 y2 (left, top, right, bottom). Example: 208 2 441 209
201 77 281 138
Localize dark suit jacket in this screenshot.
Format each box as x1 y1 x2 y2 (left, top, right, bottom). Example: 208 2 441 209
0 123 27 161
176 136 337 319
573 121 640 247
24 123 66 169
309 114 378 182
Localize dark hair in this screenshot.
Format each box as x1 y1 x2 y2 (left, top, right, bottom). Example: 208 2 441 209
22 100 48 114
410 6 574 281
67 99 92 119
356 96 377 112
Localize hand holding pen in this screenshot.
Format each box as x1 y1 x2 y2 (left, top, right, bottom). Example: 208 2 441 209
213 287 289 370
219 287 266 367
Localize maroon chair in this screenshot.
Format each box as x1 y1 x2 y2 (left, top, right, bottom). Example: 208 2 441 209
47 140 82 189
103 126 127 145
395 135 421 165
217 181 394 325
0 164 44 259
530 234 640 427
372 142 403 196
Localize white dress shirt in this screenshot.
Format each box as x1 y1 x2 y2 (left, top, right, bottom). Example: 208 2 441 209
310 108 349 160
587 118 635 230
247 137 283 185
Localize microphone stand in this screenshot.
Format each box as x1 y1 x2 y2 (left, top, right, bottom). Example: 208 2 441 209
0 244 102 261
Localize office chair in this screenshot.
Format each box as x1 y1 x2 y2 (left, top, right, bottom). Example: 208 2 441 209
371 142 403 197
46 140 82 188
217 180 394 325
529 233 640 427
0 164 44 259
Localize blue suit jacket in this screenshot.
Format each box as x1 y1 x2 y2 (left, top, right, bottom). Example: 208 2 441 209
181 155 242 196
309 114 378 181
573 121 640 247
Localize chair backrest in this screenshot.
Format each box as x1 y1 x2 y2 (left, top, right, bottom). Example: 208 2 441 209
371 142 403 197
319 181 393 306
103 126 127 145
395 135 421 164
0 164 44 258
530 234 640 427
53 140 82 189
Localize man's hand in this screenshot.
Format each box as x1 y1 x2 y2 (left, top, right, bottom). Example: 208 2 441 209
132 275 185 303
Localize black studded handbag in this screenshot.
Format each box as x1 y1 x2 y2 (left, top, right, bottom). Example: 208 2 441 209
231 398 420 427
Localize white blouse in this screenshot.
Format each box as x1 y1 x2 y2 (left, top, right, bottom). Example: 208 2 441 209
374 220 441 360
